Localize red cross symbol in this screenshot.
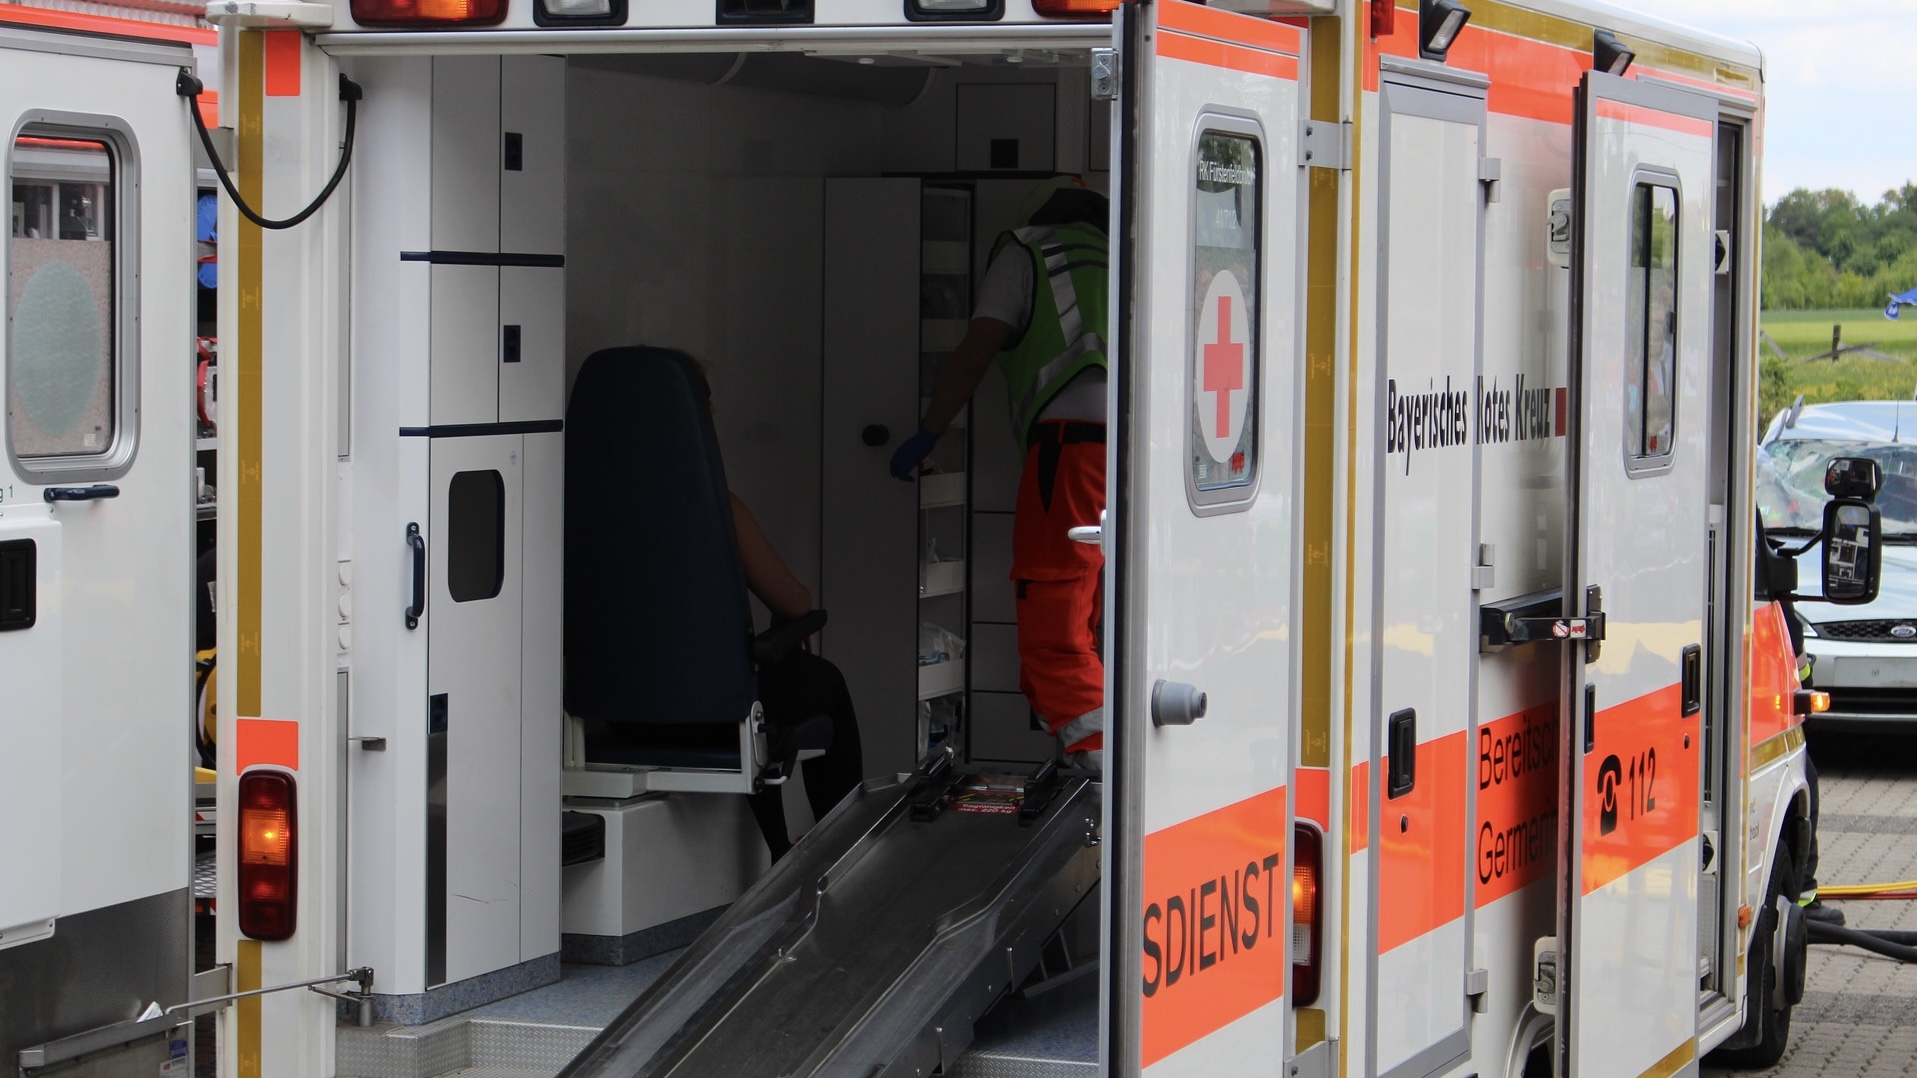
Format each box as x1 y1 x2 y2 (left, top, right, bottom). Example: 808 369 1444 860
1202 293 1244 438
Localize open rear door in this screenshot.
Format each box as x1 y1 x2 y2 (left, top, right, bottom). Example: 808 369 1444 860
1108 0 1304 1073
1555 71 1716 1078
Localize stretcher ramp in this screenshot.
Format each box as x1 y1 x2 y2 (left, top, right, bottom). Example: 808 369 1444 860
559 752 1102 1078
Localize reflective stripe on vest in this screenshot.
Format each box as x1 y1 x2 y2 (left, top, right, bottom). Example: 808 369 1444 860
994 224 1109 445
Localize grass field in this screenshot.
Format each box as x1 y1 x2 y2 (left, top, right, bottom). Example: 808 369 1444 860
1759 308 1917 414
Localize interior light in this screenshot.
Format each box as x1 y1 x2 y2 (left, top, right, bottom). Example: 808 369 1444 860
1418 0 1471 62
351 0 507 25
535 0 624 24
913 0 995 10
1593 29 1635 77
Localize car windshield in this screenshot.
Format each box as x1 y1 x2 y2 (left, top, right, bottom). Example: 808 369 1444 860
1759 437 1917 538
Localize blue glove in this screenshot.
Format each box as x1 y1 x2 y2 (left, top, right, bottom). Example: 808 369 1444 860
889 424 940 481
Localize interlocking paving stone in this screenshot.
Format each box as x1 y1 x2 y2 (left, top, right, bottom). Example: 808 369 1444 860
1702 730 1917 1078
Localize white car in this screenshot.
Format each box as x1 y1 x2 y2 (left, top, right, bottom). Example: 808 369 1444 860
1759 400 1917 727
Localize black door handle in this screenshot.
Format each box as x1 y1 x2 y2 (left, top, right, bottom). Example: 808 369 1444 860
44 484 120 503
861 424 891 448
405 522 426 629
1387 708 1417 798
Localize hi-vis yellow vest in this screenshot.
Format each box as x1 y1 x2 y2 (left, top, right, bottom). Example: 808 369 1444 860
990 223 1109 446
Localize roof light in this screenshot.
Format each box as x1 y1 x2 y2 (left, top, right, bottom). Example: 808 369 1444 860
535 0 624 24
350 0 507 26
238 770 298 941
1030 0 1122 19
1418 0 1470 63
1593 29 1635 77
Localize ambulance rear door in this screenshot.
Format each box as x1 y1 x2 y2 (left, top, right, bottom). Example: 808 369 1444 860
1107 1 1305 1073
1554 71 1716 1078
0 19 196 1065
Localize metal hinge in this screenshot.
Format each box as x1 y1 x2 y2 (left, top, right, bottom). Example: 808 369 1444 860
1091 48 1119 100
1302 121 1351 170
1478 156 1503 203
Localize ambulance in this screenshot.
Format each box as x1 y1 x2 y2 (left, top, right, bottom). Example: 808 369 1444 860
0 0 1887 1075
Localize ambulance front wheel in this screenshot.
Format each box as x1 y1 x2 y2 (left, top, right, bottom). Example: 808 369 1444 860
1710 841 1802 1069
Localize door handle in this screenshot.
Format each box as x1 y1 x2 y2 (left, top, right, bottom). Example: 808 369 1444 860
1387 708 1416 798
1151 680 1207 727
1068 509 1109 546
405 523 426 630
43 484 119 503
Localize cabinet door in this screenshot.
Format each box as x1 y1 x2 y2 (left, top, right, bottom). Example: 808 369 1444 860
427 434 524 985
821 178 920 776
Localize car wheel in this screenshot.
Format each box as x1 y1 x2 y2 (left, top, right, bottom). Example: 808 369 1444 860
1710 841 1802 1069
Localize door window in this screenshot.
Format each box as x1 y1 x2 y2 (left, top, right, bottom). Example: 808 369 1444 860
8 128 124 467
1189 128 1261 505
1626 182 1678 467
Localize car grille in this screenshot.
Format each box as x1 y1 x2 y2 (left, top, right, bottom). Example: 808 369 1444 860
1821 687 1917 716
1816 619 1917 642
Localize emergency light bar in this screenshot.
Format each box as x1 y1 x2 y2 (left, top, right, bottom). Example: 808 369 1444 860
1029 0 1122 17
350 0 507 26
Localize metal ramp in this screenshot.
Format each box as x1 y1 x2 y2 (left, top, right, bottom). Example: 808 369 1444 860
558 751 1102 1078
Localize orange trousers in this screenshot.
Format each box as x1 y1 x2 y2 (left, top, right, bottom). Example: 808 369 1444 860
1012 420 1107 755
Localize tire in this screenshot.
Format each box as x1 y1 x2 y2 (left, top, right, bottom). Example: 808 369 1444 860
1710 842 1802 1069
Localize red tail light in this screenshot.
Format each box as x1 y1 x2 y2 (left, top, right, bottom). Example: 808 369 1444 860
238 770 298 941
350 0 508 26
1030 0 1122 17
1291 822 1323 1006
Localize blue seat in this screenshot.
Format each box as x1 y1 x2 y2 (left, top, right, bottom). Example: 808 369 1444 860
565 346 830 784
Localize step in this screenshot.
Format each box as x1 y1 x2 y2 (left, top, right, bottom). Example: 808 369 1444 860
337 1018 597 1078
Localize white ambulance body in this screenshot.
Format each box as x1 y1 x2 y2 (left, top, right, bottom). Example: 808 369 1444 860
1 0 1830 1075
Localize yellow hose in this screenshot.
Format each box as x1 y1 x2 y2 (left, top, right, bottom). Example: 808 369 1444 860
1820 880 1917 897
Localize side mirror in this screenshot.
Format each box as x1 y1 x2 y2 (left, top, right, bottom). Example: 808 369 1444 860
1822 499 1881 604
1820 455 1884 605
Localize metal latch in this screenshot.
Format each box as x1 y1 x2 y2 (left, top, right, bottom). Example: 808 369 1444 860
1091 48 1119 100
1302 121 1351 171
1465 967 1489 1013
1532 938 1559 1016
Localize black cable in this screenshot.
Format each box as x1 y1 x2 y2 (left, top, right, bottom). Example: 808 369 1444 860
1808 920 1917 962
177 69 362 231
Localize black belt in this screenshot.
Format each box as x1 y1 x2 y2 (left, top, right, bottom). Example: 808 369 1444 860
1029 421 1105 512
1029 420 1107 446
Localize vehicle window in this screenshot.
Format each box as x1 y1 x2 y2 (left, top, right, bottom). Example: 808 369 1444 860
1760 435 1917 538
1625 182 1677 465
447 469 505 602
8 130 119 463
1189 129 1260 504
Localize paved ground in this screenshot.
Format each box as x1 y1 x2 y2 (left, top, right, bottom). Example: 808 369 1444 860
1702 728 1917 1077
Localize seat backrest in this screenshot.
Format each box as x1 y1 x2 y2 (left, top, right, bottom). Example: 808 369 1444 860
565 347 757 728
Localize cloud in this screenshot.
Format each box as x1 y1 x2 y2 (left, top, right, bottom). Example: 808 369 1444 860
1636 2 1916 202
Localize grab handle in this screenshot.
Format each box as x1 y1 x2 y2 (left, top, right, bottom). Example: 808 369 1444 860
405 523 425 630
44 484 120 503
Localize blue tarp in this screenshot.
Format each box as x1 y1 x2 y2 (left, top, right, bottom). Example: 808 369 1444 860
1887 286 1916 320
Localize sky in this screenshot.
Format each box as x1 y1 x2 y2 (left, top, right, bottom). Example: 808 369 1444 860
1650 0 1915 208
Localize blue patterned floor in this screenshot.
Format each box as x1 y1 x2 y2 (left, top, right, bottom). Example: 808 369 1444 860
461 953 685 1028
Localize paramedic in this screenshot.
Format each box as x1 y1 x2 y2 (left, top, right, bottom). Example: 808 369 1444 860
889 176 1109 770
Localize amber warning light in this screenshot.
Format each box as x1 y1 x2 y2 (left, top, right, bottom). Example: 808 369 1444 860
351 0 508 26
1291 822 1323 1006
238 770 298 941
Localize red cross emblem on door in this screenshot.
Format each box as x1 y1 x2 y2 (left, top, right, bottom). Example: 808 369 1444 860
1194 269 1252 464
